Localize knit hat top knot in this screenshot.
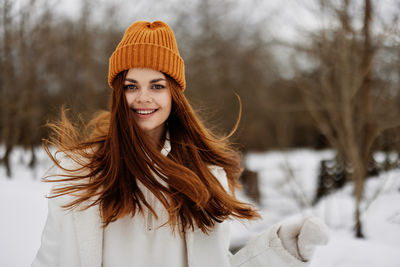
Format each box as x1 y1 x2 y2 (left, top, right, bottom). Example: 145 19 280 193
108 20 186 90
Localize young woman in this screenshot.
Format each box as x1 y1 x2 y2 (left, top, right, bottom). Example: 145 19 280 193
32 20 328 267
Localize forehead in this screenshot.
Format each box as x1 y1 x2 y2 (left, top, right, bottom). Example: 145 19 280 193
125 68 166 81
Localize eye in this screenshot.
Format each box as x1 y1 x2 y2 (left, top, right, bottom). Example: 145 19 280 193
124 84 138 91
152 84 165 90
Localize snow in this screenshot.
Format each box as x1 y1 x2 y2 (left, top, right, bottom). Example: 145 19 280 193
1 147 400 266
0 147 52 267
0 179 50 267
311 230 400 267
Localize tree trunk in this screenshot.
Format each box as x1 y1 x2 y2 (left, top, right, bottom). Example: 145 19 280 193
1 144 13 177
352 149 368 238
354 171 366 238
29 146 36 169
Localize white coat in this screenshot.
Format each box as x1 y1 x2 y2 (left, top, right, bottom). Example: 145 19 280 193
32 140 308 267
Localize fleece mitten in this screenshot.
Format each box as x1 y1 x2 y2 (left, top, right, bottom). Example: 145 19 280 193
278 216 329 261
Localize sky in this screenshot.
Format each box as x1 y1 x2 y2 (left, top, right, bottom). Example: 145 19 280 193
13 0 399 45
49 0 399 36
14 0 319 40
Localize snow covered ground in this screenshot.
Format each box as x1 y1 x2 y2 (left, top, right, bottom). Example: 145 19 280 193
1 147 399 267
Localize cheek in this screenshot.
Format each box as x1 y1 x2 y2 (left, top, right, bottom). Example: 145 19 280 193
164 94 172 113
158 91 172 111
125 92 134 105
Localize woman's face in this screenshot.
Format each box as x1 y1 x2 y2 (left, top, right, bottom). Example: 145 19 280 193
124 68 172 143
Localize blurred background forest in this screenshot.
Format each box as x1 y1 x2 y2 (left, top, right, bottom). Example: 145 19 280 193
1 0 400 238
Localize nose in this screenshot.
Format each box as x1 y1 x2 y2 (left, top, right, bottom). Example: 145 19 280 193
136 88 152 103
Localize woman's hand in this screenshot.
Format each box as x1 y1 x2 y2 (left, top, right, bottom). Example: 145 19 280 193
277 216 329 262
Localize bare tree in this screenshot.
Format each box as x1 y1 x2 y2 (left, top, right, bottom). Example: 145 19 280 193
295 0 400 237
0 0 118 176
0 0 20 177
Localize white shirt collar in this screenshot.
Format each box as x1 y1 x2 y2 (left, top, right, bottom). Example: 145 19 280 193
160 131 171 156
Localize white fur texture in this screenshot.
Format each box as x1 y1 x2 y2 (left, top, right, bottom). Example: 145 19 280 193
278 216 329 261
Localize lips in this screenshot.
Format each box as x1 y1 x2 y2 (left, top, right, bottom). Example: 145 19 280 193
132 108 158 118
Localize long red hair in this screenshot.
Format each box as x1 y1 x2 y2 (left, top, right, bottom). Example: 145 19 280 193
44 70 259 233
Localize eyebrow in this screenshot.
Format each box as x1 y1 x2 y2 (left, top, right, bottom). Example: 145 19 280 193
124 78 166 83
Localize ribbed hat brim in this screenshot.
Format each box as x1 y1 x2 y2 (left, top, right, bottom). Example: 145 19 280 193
108 43 185 90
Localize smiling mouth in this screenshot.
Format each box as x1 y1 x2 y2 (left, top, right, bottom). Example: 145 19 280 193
134 109 158 115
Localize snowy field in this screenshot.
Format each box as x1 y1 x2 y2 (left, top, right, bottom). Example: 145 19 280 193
1 147 400 267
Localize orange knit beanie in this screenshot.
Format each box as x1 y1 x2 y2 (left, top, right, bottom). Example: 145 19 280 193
108 21 185 90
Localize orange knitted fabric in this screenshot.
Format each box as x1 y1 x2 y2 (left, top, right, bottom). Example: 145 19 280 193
108 21 186 90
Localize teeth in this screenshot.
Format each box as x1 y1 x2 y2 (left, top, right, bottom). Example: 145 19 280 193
135 109 156 115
